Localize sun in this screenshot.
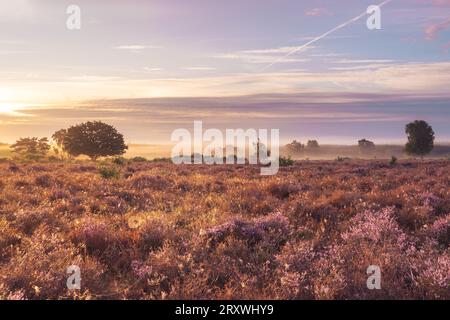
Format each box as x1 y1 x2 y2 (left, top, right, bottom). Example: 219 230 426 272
0 104 16 114
0 104 28 116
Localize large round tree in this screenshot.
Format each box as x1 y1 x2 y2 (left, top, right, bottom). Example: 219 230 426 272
405 120 434 160
62 121 128 160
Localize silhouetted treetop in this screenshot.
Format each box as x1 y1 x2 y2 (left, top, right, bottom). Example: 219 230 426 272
62 121 128 160
405 120 434 159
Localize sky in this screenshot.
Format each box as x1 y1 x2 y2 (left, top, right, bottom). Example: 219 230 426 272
0 0 449 144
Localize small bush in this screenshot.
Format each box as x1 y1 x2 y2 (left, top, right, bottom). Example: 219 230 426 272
35 174 52 187
267 182 298 200
279 156 294 167
390 156 398 166
139 220 171 251
112 157 127 166
71 219 112 254
99 166 121 179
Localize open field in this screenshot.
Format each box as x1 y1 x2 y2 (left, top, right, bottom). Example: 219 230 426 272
0 159 448 299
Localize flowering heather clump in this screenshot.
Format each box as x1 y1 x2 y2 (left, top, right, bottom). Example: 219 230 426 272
341 207 408 246
0 226 105 299
0 160 448 299
138 219 173 251
415 252 450 299
70 219 112 254
203 213 290 249
427 214 450 247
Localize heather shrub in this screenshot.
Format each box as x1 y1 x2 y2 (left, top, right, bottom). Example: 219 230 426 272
9 163 20 172
76 165 97 172
0 226 105 299
99 166 121 179
414 248 450 299
0 220 21 261
35 174 52 187
131 174 170 190
266 181 298 200
70 219 113 254
422 214 450 248
202 213 290 253
227 185 274 215
13 209 54 235
14 180 30 189
274 241 316 299
49 189 69 201
130 244 191 299
313 207 416 299
138 219 173 251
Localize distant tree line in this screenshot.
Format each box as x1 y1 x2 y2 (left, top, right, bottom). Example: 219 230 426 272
285 120 435 159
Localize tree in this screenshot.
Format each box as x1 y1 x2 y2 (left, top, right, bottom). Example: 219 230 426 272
405 120 434 159
307 140 319 148
286 140 304 154
52 129 68 158
10 137 50 160
358 139 375 155
62 121 128 160
252 138 270 164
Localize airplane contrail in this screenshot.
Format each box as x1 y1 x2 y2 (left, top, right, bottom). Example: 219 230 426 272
261 0 394 71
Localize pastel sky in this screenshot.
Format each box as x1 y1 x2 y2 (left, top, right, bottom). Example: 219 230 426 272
0 0 449 144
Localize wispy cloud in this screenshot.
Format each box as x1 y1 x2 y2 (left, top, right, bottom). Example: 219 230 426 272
425 17 450 40
305 7 334 17
115 44 163 51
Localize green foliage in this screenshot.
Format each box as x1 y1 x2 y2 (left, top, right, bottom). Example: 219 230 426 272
62 121 128 160
279 156 294 167
390 156 398 166
51 129 69 159
10 137 50 160
405 120 435 158
99 166 121 179
112 157 127 166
